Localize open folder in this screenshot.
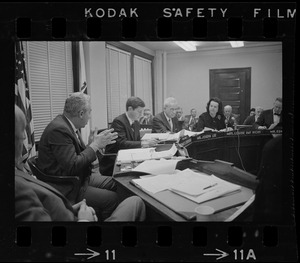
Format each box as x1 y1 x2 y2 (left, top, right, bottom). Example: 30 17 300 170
131 168 241 204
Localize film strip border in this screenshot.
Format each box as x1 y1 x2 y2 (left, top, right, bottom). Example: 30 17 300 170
13 224 298 261
1 2 297 262
0 2 296 40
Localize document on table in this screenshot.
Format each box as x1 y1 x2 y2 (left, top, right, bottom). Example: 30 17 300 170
117 144 178 163
132 159 180 175
141 130 204 141
170 175 241 204
131 168 242 203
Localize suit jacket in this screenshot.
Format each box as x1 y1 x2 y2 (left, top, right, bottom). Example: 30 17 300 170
243 115 256 125
152 112 180 133
139 116 153 125
224 114 237 128
37 115 97 196
100 113 142 175
254 109 282 129
183 115 198 131
196 112 226 131
15 169 76 221
253 135 287 222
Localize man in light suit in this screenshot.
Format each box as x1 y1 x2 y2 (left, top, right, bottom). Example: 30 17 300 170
152 97 180 133
100 97 158 176
15 105 146 222
254 98 282 130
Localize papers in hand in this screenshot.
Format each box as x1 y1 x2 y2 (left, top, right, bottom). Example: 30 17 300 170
141 130 204 141
131 168 241 204
117 144 178 163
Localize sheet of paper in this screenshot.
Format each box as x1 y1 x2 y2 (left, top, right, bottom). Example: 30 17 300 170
170 175 241 204
168 169 217 195
132 174 175 194
117 144 178 163
117 147 155 163
152 143 178 159
132 158 179 175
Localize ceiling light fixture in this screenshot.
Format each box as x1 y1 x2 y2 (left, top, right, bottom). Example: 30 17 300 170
230 41 244 48
173 41 197 51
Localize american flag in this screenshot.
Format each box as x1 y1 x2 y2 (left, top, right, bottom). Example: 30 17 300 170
15 41 36 162
79 41 91 145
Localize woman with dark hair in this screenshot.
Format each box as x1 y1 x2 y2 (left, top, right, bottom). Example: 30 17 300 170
195 97 226 132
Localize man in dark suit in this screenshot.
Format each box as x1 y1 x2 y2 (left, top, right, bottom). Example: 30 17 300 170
139 108 153 125
152 97 180 133
37 92 124 220
243 106 263 126
252 135 288 223
254 98 282 130
183 108 198 131
100 97 158 175
15 105 146 222
223 105 238 129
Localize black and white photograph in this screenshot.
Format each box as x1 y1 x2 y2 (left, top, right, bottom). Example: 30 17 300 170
15 40 285 223
1 1 297 262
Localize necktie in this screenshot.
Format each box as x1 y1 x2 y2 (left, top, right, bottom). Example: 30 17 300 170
76 130 85 148
168 118 173 132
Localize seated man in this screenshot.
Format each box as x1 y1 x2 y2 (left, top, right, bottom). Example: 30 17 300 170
139 108 153 125
152 97 180 133
37 92 129 220
15 105 146 221
100 97 158 176
243 106 263 126
183 108 198 131
254 97 282 130
223 105 238 129
252 135 287 223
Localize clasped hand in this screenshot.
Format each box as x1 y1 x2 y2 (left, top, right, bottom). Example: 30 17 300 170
73 199 98 222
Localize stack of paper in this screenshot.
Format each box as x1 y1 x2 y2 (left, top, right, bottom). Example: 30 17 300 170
141 130 204 142
117 144 178 163
132 159 180 175
131 168 241 204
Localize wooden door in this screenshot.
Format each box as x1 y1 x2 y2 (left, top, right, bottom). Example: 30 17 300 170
210 68 251 124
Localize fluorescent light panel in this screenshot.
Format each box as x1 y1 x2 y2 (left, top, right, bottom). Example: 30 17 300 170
230 41 244 48
173 41 197 51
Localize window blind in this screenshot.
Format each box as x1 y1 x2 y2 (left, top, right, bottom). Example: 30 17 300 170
133 55 153 112
106 45 131 123
24 41 74 141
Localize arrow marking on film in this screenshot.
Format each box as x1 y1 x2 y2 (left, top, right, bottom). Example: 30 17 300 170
74 248 100 260
203 248 229 260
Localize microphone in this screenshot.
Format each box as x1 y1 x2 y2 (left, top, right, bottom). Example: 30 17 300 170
225 118 228 131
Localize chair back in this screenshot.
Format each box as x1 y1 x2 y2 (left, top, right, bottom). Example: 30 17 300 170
27 156 81 205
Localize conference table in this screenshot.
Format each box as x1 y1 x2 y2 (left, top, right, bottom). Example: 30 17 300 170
112 129 281 221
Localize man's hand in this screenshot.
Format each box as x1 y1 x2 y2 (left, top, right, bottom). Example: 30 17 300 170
77 200 98 222
258 125 267 130
90 128 118 150
141 138 159 148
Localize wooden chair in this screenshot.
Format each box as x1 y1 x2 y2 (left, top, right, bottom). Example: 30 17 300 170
27 156 81 205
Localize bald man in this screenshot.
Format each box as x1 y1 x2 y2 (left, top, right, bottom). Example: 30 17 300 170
223 105 238 129
152 97 180 133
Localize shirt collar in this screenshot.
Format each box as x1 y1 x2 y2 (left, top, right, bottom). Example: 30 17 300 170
125 112 134 126
64 115 77 133
164 112 171 121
